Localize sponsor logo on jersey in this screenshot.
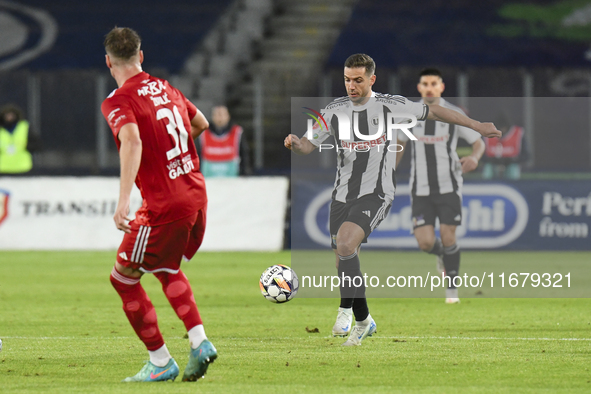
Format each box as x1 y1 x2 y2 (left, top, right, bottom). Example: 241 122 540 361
417 135 450 144
112 114 127 127
107 108 120 122
167 155 195 180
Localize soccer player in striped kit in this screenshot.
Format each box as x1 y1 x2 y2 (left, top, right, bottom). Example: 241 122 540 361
285 55 499 345
101 27 217 382
396 68 485 304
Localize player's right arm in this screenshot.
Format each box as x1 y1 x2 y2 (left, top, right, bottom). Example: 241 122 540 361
427 104 501 138
115 123 142 233
284 134 317 155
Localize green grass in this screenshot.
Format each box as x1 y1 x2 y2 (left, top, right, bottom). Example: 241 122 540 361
1 251 591 393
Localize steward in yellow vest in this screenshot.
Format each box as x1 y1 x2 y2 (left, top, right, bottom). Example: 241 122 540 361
0 105 33 173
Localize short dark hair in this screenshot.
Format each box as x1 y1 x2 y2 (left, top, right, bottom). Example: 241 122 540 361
419 68 443 80
104 27 141 61
344 53 376 76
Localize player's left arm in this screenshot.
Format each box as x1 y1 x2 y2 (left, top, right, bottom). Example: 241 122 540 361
115 123 142 233
190 109 209 139
460 138 484 173
427 104 501 138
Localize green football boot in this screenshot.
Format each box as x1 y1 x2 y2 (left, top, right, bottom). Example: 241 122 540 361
122 358 179 382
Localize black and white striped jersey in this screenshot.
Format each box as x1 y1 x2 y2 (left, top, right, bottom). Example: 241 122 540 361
398 98 482 196
307 92 428 203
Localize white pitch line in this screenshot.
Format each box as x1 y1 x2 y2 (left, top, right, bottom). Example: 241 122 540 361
2 335 591 342
1 336 135 340
374 336 591 341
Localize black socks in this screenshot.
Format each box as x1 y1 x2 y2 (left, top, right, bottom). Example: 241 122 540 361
338 251 369 321
443 243 460 289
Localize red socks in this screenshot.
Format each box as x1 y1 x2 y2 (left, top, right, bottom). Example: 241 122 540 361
154 270 203 331
110 268 164 351
110 267 203 351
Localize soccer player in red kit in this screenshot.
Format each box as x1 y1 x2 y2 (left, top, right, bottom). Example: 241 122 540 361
101 27 217 382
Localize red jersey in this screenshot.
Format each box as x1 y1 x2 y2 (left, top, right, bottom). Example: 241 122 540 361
101 71 207 226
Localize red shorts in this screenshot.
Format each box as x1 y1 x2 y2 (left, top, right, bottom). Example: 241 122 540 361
116 206 206 273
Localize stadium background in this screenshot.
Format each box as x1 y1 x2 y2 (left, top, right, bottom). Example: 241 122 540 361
2 0 591 174
1 0 590 253
1 1 591 392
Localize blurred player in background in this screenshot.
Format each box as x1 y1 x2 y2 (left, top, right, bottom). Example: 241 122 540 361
396 68 485 303
195 105 252 177
101 27 217 382
285 55 499 345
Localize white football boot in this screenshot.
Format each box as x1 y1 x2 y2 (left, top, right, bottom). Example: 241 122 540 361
342 316 376 346
332 307 353 337
445 287 460 304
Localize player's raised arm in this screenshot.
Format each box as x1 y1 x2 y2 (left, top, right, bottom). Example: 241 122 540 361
190 108 209 139
284 134 317 155
427 104 502 138
115 123 142 233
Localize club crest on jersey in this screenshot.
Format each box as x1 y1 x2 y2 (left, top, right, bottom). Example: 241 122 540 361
0 189 9 226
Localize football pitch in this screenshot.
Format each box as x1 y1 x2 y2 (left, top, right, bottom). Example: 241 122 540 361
1 251 590 393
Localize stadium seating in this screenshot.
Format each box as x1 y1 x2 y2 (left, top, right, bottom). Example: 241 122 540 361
327 0 591 68
18 0 232 72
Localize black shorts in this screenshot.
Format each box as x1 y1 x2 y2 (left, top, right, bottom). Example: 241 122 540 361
411 192 462 229
329 194 391 249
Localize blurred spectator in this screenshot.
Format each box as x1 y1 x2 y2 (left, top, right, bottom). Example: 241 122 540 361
482 113 528 180
0 105 41 174
195 105 252 177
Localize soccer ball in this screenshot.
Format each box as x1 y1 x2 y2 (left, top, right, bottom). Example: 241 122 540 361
259 264 299 303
